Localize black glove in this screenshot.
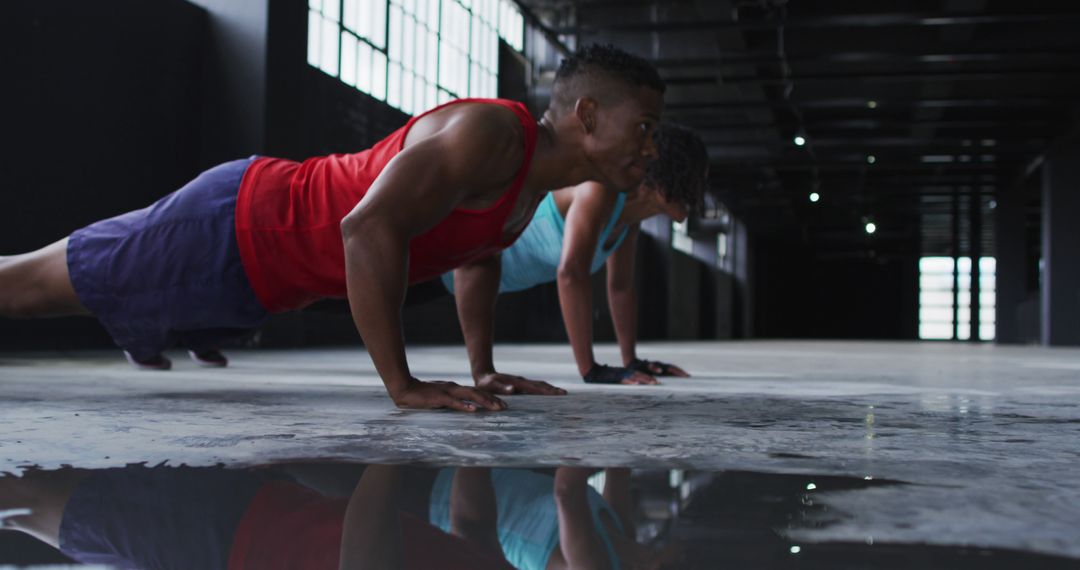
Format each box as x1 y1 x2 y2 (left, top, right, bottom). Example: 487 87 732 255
583 363 635 384
629 358 679 376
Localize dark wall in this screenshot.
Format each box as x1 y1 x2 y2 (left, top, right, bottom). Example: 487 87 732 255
752 239 918 339
186 0 269 165
1 0 207 349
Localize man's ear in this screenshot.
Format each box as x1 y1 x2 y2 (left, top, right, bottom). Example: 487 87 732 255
573 97 598 134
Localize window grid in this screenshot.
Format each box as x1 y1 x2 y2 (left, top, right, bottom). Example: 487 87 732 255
308 0 524 114
918 256 996 341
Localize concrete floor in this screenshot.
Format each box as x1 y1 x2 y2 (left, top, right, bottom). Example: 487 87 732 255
1 340 1079 559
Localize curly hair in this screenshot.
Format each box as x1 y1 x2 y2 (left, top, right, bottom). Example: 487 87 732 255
551 43 665 110
645 123 709 214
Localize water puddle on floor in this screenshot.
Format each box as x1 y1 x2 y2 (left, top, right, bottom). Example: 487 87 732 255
0 462 1074 569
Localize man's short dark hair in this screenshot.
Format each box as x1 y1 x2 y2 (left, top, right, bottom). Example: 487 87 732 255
645 123 709 214
551 43 665 110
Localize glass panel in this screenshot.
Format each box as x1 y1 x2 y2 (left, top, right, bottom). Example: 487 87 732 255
389 5 403 62
980 323 996 341
344 0 358 32
415 76 426 113
372 50 388 100
427 82 438 110
403 16 416 70
426 30 439 82
340 33 358 86
919 274 954 290
470 62 480 97
402 70 415 114
920 322 952 340
919 307 953 324
310 0 323 12
388 62 402 108
355 0 370 38
438 89 452 104
371 0 387 48
919 291 953 306
321 15 340 76
307 9 322 68
919 257 954 273
979 257 997 272
324 0 341 22
357 40 373 94
980 291 996 306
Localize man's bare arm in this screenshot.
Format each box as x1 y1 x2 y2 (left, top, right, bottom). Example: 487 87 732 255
454 256 566 395
340 105 521 411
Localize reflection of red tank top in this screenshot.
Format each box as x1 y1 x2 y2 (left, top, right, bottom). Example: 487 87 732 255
227 480 515 570
234 98 538 313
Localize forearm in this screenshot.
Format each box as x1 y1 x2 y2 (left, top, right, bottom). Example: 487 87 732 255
339 465 403 570
602 468 636 539
608 287 638 366
557 268 596 377
454 259 500 379
343 225 412 400
554 469 609 570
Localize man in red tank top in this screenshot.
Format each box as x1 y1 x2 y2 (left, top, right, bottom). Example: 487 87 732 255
0 44 666 413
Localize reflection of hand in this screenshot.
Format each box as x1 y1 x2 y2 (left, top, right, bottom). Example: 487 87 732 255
629 358 690 377
393 378 507 412
475 372 567 396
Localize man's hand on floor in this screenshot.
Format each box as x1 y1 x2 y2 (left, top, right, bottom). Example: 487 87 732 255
392 377 508 412
475 372 567 396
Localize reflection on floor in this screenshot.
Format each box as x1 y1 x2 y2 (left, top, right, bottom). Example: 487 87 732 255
1 463 1076 569
1 340 1079 565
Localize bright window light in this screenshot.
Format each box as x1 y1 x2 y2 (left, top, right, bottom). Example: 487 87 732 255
918 256 995 341
309 0 524 112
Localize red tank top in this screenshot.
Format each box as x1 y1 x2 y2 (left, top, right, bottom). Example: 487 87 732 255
234 98 538 312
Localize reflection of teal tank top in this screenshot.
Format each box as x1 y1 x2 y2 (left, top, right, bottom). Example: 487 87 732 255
428 468 623 570
441 192 629 293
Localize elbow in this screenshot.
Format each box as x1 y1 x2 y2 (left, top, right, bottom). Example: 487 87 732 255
557 263 590 286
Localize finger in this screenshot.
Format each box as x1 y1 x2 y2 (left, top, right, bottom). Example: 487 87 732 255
622 372 658 385
452 386 507 411
513 378 567 395
669 365 691 377
442 394 479 413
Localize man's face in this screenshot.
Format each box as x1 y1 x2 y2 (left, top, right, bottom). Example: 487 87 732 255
582 86 664 192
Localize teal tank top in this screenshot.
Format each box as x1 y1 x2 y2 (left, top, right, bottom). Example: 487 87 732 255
428 468 624 570
441 192 629 293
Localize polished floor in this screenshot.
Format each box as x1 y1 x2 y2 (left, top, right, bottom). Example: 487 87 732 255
1 340 1079 564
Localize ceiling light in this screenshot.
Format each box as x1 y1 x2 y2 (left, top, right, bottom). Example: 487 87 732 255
866 155 877 164
809 192 820 203
865 222 877 234
794 135 806 146
867 100 878 109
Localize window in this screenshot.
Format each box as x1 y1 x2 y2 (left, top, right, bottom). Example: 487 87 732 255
918 256 995 341
308 0 525 113
672 219 693 254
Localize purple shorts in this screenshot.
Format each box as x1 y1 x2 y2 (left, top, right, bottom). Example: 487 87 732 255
66 158 268 359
